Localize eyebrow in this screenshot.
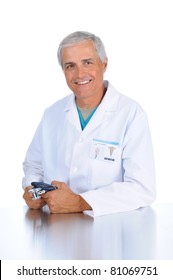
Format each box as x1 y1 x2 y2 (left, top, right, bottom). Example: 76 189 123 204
82 58 95 64
63 58 94 67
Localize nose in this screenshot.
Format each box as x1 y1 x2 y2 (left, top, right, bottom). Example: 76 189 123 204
74 65 86 78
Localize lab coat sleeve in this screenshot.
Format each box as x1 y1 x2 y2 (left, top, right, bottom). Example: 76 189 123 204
80 113 156 217
22 122 44 188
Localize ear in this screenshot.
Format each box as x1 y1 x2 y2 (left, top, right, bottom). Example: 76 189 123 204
102 57 108 72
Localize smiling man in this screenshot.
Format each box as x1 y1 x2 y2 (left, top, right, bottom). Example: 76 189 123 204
61 39 107 108
22 31 156 216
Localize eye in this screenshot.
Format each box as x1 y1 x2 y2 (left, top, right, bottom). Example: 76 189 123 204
65 63 75 70
85 60 93 65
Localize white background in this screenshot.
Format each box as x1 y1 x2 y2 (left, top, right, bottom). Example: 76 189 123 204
0 0 173 207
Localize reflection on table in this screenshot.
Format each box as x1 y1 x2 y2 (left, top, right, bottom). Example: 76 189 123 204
0 203 173 259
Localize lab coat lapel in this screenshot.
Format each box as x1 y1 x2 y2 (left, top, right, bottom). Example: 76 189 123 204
81 83 119 137
64 82 120 136
65 95 82 132
81 105 106 136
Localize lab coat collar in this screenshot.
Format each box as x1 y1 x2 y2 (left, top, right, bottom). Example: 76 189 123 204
99 80 120 112
64 80 120 112
64 80 121 134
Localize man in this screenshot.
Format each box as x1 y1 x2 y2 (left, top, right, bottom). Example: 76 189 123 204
23 31 156 217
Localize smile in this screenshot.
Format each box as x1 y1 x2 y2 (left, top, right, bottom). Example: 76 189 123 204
75 79 92 85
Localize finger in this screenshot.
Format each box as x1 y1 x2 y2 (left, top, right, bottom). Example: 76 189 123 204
23 190 32 200
51 180 61 189
25 186 32 192
40 188 58 199
40 194 48 200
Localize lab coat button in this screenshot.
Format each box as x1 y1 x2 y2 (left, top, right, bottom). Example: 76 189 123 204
73 167 78 173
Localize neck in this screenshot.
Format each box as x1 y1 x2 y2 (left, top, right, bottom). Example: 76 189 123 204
75 85 107 109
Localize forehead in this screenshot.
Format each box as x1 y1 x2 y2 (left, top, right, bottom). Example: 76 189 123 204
61 40 99 62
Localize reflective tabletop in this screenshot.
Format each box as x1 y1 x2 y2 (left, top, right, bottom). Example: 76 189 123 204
0 203 173 259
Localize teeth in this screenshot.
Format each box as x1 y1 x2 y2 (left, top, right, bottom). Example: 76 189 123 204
76 80 91 85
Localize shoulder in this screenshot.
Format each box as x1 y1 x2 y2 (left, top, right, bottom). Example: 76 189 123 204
105 82 148 130
43 94 73 119
47 94 72 111
107 81 145 116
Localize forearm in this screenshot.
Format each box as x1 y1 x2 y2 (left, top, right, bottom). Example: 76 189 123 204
22 158 44 188
80 180 156 217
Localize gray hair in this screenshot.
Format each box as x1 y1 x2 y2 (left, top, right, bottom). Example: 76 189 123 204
57 31 107 67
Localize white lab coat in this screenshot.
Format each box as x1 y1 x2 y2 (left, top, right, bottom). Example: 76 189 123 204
22 81 156 217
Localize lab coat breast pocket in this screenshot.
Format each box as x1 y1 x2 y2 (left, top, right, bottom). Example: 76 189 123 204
88 139 122 187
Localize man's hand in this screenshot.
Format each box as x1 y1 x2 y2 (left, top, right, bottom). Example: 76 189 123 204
23 186 46 210
41 180 92 214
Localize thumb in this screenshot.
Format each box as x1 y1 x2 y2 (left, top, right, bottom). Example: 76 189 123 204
51 180 61 189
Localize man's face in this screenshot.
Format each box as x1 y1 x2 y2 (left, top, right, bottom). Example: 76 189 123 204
61 40 108 106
